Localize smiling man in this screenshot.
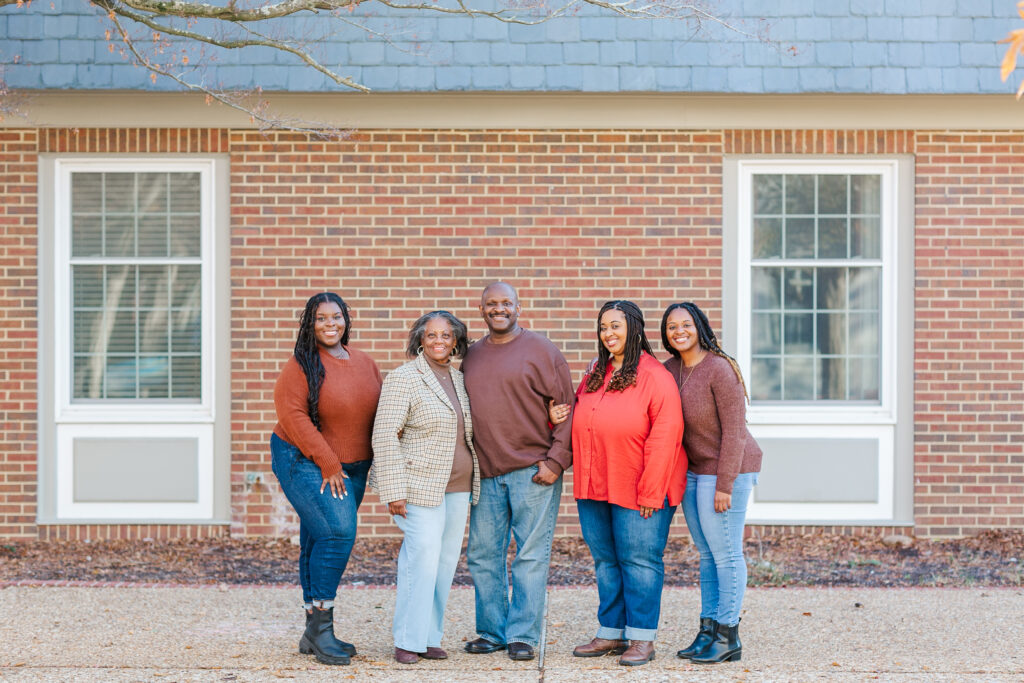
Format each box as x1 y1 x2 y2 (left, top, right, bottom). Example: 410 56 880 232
459 281 574 661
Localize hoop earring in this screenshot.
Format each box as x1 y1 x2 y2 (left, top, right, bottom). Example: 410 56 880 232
417 346 424 356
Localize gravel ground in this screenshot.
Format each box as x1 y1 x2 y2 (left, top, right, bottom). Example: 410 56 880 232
1 585 1023 681
2 530 1023 587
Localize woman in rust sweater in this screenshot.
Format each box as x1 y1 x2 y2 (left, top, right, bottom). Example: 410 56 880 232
565 300 686 667
270 292 383 666
661 302 762 665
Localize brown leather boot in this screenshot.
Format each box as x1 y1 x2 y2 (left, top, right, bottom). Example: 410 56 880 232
618 640 655 666
572 637 629 657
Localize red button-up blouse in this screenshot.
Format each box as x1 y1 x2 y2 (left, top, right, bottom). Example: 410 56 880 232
571 353 686 510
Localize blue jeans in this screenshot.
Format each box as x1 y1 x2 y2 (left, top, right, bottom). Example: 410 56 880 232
392 492 471 651
681 471 758 627
270 433 369 604
576 498 676 641
466 465 561 648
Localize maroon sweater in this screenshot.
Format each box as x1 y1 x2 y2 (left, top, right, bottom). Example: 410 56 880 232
664 353 762 495
461 328 574 477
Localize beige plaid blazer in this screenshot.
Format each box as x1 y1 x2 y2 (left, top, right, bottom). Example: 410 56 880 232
370 353 480 507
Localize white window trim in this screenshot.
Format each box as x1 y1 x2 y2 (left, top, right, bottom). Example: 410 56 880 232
735 159 901 427
53 158 217 425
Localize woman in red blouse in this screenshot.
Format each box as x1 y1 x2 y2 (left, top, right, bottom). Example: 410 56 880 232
564 300 686 666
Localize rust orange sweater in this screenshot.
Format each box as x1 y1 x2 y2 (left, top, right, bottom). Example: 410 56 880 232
571 353 686 510
273 347 383 478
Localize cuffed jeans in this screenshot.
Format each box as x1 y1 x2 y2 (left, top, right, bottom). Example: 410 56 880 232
467 465 561 648
681 471 758 627
393 492 471 652
270 433 369 604
576 498 676 641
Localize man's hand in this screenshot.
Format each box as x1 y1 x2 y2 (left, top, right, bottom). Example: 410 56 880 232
388 499 408 517
532 460 559 485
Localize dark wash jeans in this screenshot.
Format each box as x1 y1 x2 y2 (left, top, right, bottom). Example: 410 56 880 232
270 433 369 604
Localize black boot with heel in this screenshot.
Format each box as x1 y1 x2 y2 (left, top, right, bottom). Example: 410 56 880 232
299 606 351 665
690 620 741 664
676 617 716 659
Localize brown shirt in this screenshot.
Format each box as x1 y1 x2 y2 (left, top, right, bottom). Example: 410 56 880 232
461 328 574 478
427 359 474 494
664 353 762 495
273 347 383 478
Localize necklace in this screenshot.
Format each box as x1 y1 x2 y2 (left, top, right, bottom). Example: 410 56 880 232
677 352 707 391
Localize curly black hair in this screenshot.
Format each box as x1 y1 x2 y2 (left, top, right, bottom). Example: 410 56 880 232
585 300 654 393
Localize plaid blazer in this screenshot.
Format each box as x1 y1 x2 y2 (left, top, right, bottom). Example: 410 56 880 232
370 353 480 507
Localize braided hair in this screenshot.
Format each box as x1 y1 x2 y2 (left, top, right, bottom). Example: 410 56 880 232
660 301 749 401
294 292 351 430
585 300 654 393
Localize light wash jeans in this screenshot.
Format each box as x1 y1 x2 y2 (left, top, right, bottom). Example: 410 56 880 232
576 498 676 641
466 465 562 648
392 492 471 652
681 471 759 627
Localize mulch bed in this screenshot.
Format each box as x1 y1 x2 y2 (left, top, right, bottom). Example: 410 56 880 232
2 530 1022 587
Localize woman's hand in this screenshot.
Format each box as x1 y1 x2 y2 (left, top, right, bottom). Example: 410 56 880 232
388 499 408 518
638 505 655 519
320 470 349 499
548 399 571 425
714 491 732 513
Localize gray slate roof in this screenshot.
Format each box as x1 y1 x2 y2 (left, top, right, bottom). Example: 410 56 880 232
0 0 1017 94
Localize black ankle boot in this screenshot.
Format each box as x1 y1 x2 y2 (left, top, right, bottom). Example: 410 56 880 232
299 610 356 656
691 621 741 664
299 607 351 665
676 617 716 659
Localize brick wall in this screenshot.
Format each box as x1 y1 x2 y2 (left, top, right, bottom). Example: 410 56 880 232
1 126 1022 541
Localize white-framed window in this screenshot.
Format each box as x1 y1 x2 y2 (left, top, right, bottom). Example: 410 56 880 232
730 158 911 523
50 159 221 520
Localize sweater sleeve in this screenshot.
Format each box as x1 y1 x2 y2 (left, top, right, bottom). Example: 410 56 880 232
274 359 342 479
370 369 413 505
710 359 749 495
636 361 684 509
538 350 576 475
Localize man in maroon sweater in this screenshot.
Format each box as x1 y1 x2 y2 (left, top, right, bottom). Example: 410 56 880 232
460 282 574 661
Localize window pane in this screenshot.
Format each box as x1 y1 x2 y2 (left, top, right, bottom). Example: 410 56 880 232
104 173 135 214
817 175 847 214
138 356 169 399
169 173 201 213
105 265 136 309
751 357 781 401
818 217 847 258
170 356 201 399
753 218 782 258
849 313 879 356
785 174 815 214
783 267 814 309
73 266 104 309
171 309 201 353
783 356 813 400
73 357 100 399
849 268 880 311
753 174 782 214
137 173 168 214
171 266 202 309
139 309 169 353
752 268 782 309
816 267 847 310
104 215 135 257
752 313 780 354
138 215 168 257
849 357 880 400
816 312 847 355
105 356 137 398
169 215 201 258
783 312 813 354
71 173 103 213
138 265 169 310
72 214 103 257
73 310 102 354
851 174 881 214
784 217 814 258
108 309 136 354
817 357 847 400
851 216 881 259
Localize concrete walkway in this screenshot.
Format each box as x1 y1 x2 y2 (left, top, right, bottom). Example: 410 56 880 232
1 584 1022 681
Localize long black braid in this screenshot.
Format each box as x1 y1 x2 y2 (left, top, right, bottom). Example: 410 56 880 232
294 292 351 430
585 300 654 393
660 301 749 401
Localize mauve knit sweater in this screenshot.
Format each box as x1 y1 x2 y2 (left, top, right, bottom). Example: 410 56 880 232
664 353 762 495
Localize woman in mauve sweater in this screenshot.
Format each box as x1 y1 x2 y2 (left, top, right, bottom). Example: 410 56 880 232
270 292 383 667
565 300 686 667
661 302 762 665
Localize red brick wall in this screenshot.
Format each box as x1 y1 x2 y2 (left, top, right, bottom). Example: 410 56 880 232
912 132 1024 536
1 126 1022 541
